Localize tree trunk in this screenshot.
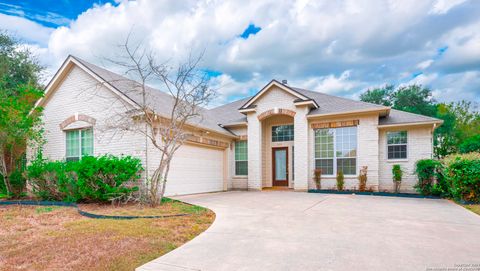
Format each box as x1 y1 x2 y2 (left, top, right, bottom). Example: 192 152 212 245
0 150 11 194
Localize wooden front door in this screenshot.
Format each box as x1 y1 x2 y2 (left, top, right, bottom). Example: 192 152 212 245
272 147 288 186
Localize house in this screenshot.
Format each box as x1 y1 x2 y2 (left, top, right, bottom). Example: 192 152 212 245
31 55 443 195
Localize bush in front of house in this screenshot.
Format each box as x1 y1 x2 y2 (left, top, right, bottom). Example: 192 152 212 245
26 154 143 203
459 135 480 154
414 159 448 197
443 153 480 203
336 170 344 191
313 169 322 190
358 166 368 192
392 164 402 193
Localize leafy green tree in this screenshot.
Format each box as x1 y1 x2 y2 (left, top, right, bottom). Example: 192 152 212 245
0 32 43 94
459 134 480 154
359 84 393 106
0 85 43 194
391 85 437 117
0 31 44 194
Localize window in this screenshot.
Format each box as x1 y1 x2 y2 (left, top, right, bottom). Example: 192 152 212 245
66 128 93 162
272 125 294 142
314 126 357 175
235 141 248 175
387 131 407 159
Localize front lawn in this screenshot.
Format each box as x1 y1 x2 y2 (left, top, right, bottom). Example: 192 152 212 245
462 204 480 216
0 200 214 271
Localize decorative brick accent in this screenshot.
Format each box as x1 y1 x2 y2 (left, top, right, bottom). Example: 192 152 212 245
187 135 229 148
311 119 359 129
257 108 296 121
59 114 97 129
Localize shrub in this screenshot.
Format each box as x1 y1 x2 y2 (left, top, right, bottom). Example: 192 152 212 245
358 166 368 192
26 155 143 203
392 164 402 193
313 169 322 190
26 157 78 201
459 135 480 154
444 155 480 203
8 169 26 198
336 170 344 191
414 159 443 196
443 152 480 166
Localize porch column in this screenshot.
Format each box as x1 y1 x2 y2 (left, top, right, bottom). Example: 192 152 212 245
247 112 262 190
294 106 309 191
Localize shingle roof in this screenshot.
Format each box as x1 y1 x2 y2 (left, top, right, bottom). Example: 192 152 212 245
379 109 442 125
73 56 441 133
73 56 235 137
291 87 388 115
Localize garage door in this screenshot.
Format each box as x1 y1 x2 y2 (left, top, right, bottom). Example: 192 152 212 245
164 144 225 196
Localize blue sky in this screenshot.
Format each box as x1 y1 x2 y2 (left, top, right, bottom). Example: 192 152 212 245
0 0 479 106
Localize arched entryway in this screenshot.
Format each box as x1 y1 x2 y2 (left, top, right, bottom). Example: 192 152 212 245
259 110 295 189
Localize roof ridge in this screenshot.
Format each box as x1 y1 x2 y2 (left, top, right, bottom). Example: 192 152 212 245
292 87 388 109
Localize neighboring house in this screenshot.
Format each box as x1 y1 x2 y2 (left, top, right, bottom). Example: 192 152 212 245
31 55 443 195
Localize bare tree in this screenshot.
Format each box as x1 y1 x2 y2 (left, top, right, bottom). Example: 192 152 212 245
102 35 215 206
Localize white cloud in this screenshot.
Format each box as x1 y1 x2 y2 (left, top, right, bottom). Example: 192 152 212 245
416 59 434 70
1 0 480 104
429 0 467 14
0 13 53 45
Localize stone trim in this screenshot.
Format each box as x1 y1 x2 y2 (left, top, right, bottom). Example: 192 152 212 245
59 114 97 130
311 120 359 129
187 135 229 148
257 108 296 121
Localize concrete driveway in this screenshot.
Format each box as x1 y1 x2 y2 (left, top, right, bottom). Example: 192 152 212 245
137 191 480 271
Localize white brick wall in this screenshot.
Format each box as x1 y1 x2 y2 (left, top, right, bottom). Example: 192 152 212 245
36 65 146 164
378 126 434 192
307 114 380 190
294 106 309 191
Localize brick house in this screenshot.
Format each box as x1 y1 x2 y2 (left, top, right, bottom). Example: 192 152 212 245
31 55 443 195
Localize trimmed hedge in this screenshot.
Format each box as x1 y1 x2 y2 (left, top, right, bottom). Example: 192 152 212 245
26 155 143 203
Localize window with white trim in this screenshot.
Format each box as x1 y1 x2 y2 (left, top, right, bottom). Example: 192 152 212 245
387 131 407 159
314 126 357 175
66 128 93 162
272 125 294 142
235 141 248 175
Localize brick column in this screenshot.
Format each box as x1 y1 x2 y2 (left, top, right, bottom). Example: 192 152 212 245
247 113 262 190
294 106 309 191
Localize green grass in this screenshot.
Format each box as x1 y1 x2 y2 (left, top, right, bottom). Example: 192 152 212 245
0 193 8 199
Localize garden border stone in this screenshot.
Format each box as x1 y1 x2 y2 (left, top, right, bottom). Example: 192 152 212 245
0 200 192 220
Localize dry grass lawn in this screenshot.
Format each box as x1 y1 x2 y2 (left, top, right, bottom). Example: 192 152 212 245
463 204 480 216
0 200 215 271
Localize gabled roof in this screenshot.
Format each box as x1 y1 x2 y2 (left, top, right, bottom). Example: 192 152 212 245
39 55 237 137
239 79 318 110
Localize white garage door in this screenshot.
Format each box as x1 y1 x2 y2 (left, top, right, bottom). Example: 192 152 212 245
164 144 225 196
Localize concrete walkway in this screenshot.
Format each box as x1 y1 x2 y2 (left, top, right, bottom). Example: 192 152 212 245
137 191 480 271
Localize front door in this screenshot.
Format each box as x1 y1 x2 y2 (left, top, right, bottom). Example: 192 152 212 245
272 147 288 186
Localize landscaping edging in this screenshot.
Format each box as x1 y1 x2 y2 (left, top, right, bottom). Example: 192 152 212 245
308 189 442 199
0 200 192 220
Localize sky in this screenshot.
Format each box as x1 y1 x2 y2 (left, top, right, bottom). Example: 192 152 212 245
1 0 479 107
